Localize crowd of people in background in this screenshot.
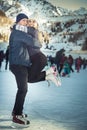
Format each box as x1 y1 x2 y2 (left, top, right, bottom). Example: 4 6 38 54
47 50 87 77
0 46 87 76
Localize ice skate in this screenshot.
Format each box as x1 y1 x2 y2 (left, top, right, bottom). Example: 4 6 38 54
46 73 61 87
46 65 58 76
12 115 30 128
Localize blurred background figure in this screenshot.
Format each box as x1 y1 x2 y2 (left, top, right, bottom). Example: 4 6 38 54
5 45 9 70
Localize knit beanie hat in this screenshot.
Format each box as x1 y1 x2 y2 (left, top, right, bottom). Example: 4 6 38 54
16 13 28 23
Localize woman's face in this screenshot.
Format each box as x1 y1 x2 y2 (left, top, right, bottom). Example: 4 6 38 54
28 19 38 29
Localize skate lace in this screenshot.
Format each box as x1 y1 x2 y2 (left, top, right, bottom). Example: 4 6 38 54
52 66 58 76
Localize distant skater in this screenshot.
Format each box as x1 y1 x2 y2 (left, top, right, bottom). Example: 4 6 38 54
0 50 4 71
5 45 9 70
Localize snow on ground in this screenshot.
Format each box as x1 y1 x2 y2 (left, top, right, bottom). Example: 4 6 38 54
0 60 87 130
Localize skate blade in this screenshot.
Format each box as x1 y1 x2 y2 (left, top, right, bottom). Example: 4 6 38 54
11 122 30 128
58 81 61 86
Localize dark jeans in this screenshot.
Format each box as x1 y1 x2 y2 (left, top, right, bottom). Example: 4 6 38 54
10 65 28 115
28 52 47 83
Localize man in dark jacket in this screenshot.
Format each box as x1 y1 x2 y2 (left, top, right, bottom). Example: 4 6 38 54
9 13 34 125
55 48 65 72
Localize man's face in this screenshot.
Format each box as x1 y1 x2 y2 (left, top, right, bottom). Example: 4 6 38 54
18 18 28 26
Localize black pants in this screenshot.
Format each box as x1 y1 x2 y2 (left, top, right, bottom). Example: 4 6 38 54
28 52 47 83
10 65 28 115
